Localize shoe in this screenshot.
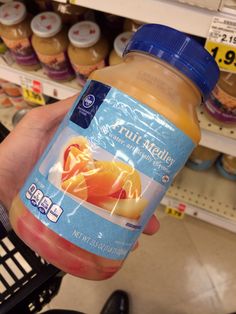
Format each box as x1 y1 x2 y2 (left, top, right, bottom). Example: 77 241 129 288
100 290 129 314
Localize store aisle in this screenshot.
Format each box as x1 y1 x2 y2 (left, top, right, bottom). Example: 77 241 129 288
48 207 236 314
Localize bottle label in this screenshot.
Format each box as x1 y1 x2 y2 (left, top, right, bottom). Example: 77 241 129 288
205 85 236 123
71 60 106 86
37 51 75 81
20 80 195 260
2 37 39 66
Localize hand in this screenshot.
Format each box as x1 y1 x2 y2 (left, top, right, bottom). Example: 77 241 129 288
0 97 160 236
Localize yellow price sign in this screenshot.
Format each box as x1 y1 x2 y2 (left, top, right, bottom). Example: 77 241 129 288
205 17 236 73
22 87 45 106
165 207 185 220
205 41 236 73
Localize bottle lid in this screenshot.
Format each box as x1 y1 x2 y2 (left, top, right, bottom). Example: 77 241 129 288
124 24 219 98
31 12 62 38
0 2 26 26
114 32 133 58
68 21 100 48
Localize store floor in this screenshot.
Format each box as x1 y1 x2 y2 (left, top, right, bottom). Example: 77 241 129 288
46 207 236 314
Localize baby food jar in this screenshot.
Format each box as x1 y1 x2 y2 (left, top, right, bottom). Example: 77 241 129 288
52 2 89 25
0 1 40 71
204 71 236 126
186 146 220 171
109 32 133 66
123 18 144 32
216 154 236 180
68 21 109 86
9 24 219 280
31 12 75 82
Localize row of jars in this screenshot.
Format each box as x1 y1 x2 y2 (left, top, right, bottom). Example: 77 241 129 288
186 146 236 181
0 1 142 86
0 2 235 125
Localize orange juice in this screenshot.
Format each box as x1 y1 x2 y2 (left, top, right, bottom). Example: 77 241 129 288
9 24 219 280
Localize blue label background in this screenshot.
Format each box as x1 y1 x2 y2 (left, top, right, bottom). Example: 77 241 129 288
20 80 195 260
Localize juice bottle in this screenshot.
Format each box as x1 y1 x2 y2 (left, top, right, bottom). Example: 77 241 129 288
9 24 219 280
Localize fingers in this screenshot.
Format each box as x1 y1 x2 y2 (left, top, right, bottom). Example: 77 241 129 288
20 94 79 131
143 215 160 235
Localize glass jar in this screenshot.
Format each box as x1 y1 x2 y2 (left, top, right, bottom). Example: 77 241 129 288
109 32 133 66
216 154 236 180
68 21 109 86
52 2 88 25
186 146 220 171
204 71 236 126
0 1 40 71
123 18 144 32
31 12 75 82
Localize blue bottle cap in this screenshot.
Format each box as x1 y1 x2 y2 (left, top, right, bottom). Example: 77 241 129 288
123 24 219 98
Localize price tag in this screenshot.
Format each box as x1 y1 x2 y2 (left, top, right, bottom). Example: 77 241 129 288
205 17 236 72
20 77 45 106
165 201 186 220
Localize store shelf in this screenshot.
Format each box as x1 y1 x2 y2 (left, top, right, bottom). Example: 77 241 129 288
0 60 235 155
197 106 236 157
70 0 234 37
0 61 80 100
161 166 236 233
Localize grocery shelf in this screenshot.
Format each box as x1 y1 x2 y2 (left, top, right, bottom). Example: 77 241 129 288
0 61 80 100
0 61 235 156
161 166 236 233
197 106 236 157
70 0 233 38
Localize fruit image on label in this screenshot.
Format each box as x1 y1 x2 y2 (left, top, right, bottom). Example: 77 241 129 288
20 80 195 260
58 138 147 220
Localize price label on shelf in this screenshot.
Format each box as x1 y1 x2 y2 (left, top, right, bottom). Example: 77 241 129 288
205 17 236 72
165 200 186 220
20 77 45 106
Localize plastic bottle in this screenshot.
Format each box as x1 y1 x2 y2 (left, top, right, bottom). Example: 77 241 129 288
68 21 109 86
9 24 219 280
0 1 40 71
31 12 75 82
204 71 236 126
109 32 133 66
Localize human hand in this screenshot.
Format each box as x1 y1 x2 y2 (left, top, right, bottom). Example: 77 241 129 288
0 97 159 236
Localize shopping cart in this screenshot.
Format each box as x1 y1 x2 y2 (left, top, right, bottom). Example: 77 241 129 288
0 122 63 314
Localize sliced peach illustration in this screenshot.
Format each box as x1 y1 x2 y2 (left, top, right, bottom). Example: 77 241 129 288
96 197 148 219
61 173 88 200
62 137 93 181
85 161 141 203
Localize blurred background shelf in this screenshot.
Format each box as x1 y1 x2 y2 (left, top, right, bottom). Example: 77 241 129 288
0 61 235 156
161 166 236 233
70 0 235 38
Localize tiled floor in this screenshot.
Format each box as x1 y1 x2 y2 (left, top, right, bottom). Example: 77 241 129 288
47 207 236 314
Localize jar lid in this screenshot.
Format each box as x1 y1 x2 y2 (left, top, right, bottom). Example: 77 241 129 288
0 2 27 26
114 32 133 58
124 24 220 98
31 12 62 38
68 21 100 48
